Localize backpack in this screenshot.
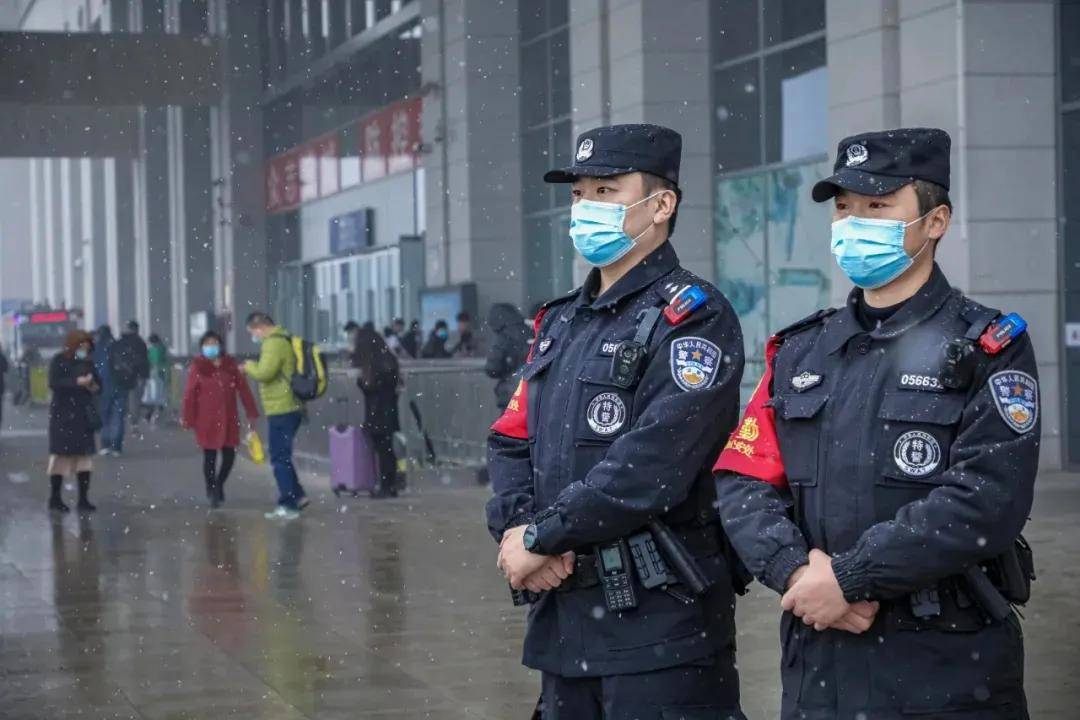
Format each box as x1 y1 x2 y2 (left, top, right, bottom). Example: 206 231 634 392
110 344 139 389
286 335 327 401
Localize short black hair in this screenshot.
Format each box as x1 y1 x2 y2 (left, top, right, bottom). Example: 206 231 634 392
434 319 448 330
126 320 139 333
199 330 224 350
456 312 471 323
245 311 273 328
343 320 360 332
641 173 680 235
914 179 952 216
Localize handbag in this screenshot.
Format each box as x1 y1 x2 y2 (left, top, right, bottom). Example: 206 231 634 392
245 429 266 465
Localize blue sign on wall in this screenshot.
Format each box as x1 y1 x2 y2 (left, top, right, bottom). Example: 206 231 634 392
329 208 374 256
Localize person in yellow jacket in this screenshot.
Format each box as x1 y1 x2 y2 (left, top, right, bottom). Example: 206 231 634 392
244 312 308 519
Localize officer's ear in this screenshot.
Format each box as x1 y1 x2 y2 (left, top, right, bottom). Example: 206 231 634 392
926 204 951 245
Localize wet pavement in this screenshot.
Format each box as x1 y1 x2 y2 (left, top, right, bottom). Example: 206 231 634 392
1 401 1078 719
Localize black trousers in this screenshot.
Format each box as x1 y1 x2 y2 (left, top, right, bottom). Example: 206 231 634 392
203 447 236 487
370 432 397 491
540 658 745 720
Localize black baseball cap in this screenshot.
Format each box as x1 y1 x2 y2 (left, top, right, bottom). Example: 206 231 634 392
544 123 682 186
812 128 951 203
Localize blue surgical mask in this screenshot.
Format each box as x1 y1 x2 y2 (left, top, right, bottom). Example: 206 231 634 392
568 192 661 267
250 334 261 345
830 213 932 289
436 329 448 340
202 344 221 359
75 349 88 360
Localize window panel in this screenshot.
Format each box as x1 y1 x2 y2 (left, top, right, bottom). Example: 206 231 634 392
763 0 824 46
1062 1 1080 104
521 39 549 123
550 29 571 119
522 127 552 214
711 0 759 64
713 59 762 173
764 39 826 164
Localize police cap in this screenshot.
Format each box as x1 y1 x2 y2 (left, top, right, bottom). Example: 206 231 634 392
544 123 681 186
812 127 951 203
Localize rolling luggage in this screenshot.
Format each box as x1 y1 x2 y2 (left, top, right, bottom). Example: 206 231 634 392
329 398 377 496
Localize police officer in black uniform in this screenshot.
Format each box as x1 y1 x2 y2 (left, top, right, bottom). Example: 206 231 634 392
487 124 747 719
715 128 1039 719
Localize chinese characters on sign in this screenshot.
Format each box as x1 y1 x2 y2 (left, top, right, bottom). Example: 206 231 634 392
265 96 421 214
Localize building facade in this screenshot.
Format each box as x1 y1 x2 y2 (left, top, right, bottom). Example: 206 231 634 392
3 0 1072 469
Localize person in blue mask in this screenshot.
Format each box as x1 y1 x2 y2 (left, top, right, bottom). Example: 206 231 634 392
714 128 1040 719
487 123 748 719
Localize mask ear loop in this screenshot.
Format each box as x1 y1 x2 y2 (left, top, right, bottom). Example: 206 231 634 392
625 190 667 242
904 208 938 261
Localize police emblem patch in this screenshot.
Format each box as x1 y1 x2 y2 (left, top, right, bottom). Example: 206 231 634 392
893 430 942 478
586 392 627 436
988 370 1038 434
791 371 822 392
538 338 553 355
671 337 721 392
576 138 594 162
846 143 869 167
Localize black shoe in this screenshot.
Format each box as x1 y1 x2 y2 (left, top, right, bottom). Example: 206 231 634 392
49 498 70 513
209 495 221 509
215 482 226 503
370 486 394 499
77 500 96 513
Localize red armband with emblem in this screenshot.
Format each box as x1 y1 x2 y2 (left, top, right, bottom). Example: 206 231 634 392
713 336 787 489
490 307 549 440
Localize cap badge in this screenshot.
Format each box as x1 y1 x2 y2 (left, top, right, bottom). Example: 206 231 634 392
845 143 869 167
576 138 594 162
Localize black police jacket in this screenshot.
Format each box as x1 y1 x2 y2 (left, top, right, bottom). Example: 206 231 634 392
486 242 745 677
716 263 1039 719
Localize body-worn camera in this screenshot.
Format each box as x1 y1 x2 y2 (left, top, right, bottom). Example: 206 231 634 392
941 338 977 390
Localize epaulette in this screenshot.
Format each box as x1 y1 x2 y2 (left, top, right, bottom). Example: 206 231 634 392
774 308 838 341
539 287 578 313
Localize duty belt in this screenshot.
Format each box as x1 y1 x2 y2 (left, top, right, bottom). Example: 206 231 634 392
556 527 719 593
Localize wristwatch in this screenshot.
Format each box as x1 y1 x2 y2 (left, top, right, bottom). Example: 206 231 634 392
522 523 540 552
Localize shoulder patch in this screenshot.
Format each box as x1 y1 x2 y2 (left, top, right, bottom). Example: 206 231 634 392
670 337 721 392
988 370 1038 434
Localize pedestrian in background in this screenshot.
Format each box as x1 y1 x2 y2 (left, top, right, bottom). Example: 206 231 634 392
403 320 422 359
100 320 148 455
142 333 169 424
182 332 259 508
0 341 8 430
48 330 102 513
116 320 150 429
485 303 530 410
421 320 451 359
450 311 479 357
351 325 402 498
244 311 308 519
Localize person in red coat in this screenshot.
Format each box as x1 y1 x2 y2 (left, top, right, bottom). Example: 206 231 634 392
182 331 259 507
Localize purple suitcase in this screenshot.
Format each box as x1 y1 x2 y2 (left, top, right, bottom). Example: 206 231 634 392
329 424 377 496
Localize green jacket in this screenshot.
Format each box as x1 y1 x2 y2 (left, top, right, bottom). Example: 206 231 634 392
245 327 301 416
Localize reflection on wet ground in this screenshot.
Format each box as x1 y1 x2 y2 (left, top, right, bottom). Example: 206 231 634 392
1 403 1079 718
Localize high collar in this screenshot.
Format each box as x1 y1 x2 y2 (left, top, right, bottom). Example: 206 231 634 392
820 262 956 355
574 242 679 312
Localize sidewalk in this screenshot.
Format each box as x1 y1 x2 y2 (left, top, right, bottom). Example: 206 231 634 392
0 400 1078 718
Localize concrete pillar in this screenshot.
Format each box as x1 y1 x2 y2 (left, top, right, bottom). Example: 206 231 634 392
421 0 526 314
567 0 714 280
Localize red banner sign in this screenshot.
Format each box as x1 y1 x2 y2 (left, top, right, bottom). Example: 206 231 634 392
265 96 421 214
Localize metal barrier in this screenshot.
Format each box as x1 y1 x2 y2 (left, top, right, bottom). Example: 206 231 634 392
169 355 501 470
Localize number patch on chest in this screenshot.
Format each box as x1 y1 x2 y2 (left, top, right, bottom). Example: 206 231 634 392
898 373 945 392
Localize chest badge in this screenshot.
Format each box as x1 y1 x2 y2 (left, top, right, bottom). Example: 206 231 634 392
538 338 553 355
586 392 628 436
790 371 823 392
988 370 1038 435
670 337 721 392
893 430 942 478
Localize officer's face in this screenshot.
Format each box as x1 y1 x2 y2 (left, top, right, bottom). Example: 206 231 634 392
570 173 674 239
833 185 950 256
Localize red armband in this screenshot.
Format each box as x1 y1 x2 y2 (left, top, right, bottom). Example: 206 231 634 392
713 336 788 490
490 307 549 440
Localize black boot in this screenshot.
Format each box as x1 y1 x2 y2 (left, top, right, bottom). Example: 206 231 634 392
48 474 69 513
215 476 226 503
208 479 221 509
77 472 96 512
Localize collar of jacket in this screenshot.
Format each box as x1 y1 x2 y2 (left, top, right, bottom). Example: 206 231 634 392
821 262 955 355
567 241 680 319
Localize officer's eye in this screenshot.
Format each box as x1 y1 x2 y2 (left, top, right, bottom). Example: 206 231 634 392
571 189 582 198
835 202 847 211
869 201 887 209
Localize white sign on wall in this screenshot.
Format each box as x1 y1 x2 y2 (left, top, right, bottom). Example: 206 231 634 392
1065 323 1080 348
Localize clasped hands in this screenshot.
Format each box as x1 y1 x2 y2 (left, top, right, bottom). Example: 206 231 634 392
782 549 879 634
497 525 576 593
